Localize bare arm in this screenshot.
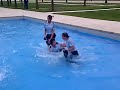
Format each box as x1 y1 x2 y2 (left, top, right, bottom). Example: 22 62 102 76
44 29 47 37
49 29 55 40
60 43 66 47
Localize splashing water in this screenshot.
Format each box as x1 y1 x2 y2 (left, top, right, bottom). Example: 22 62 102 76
0 18 120 90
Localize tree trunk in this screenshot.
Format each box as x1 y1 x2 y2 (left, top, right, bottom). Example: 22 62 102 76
7 0 9 7
20 0 23 6
1 0 3 6
66 0 67 3
105 0 107 3
9 0 11 4
15 0 17 8
42 0 43 3
84 0 86 6
51 0 54 11
36 0 39 9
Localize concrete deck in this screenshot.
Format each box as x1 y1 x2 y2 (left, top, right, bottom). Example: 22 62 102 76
0 7 120 36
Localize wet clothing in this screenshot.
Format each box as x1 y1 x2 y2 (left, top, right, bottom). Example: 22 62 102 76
44 21 55 34
65 37 77 52
63 37 79 58
44 21 56 46
50 43 62 52
63 50 79 58
46 33 56 40
45 33 56 46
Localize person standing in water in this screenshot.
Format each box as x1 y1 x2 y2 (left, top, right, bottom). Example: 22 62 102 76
61 32 79 59
44 15 56 46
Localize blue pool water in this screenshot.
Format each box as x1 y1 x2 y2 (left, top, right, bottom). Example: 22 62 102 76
0 18 120 90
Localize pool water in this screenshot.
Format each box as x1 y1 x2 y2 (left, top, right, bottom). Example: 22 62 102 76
0 18 120 90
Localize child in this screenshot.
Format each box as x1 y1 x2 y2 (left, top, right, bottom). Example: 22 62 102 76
61 32 79 59
44 15 56 46
49 39 62 52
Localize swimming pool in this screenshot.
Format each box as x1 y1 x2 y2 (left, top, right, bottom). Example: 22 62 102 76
0 17 120 90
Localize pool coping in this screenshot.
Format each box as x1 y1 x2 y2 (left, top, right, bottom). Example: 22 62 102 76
0 7 120 41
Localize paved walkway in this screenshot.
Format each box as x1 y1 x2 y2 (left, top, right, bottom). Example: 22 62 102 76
0 7 120 35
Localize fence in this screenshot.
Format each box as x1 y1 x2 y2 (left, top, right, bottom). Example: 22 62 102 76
0 0 120 11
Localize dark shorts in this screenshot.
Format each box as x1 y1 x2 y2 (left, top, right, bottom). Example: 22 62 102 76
63 50 79 58
46 33 56 46
71 50 79 56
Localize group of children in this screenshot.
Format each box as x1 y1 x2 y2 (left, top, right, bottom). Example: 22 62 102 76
44 15 79 60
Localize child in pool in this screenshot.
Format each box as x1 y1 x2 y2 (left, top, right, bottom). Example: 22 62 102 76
49 39 62 52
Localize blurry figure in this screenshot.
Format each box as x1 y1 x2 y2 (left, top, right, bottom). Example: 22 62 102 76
49 39 62 52
44 15 56 46
24 0 28 9
61 32 79 59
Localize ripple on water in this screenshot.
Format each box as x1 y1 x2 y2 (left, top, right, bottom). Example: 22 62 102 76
0 65 14 88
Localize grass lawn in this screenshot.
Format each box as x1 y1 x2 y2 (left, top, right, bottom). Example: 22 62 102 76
58 9 120 21
0 2 120 21
53 3 120 11
0 2 120 12
0 2 51 12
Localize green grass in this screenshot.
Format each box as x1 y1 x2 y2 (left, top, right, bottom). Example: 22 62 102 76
53 4 120 11
0 2 120 12
0 2 120 21
59 9 120 21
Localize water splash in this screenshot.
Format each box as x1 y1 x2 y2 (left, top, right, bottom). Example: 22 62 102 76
0 67 9 86
0 69 7 82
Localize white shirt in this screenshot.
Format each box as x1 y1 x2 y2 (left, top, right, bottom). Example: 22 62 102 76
50 43 62 52
44 21 55 34
65 37 76 51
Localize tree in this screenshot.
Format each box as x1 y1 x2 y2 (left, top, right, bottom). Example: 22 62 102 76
9 0 11 4
84 0 87 6
36 0 39 9
51 0 54 11
7 0 9 7
1 0 3 6
15 0 17 8
66 0 67 3
105 0 107 3
20 0 23 6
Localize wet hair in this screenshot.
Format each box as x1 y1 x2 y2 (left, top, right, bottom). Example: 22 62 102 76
50 39 58 45
62 32 69 38
48 15 53 20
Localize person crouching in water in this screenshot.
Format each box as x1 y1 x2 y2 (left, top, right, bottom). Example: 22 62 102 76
61 32 79 59
49 39 62 52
